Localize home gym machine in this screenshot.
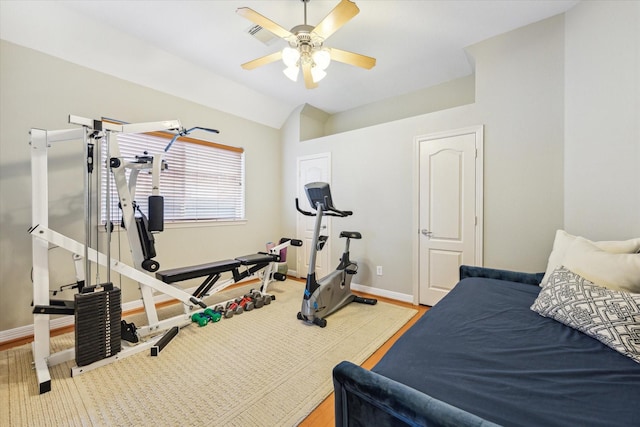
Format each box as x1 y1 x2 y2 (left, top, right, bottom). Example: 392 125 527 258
29 115 299 393
295 182 376 327
29 115 214 393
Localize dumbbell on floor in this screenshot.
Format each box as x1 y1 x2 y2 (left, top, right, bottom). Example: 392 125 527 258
191 308 222 326
235 296 255 311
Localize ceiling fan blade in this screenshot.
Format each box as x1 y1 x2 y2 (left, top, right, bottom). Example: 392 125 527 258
312 0 359 41
330 48 376 69
302 62 318 89
236 7 295 41
241 51 283 70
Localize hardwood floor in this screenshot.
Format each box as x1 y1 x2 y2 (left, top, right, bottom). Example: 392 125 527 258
299 292 429 427
1 284 428 426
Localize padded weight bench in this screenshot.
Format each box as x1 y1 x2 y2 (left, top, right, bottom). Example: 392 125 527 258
233 253 279 282
155 253 279 300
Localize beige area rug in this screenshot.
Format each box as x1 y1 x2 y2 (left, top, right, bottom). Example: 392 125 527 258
1 279 417 426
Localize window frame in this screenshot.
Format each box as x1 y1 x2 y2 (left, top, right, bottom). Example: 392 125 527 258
100 124 245 228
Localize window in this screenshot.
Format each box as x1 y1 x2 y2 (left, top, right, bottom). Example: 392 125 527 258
101 131 245 224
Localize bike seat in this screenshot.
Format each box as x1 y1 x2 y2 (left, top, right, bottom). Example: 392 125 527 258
340 231 361 239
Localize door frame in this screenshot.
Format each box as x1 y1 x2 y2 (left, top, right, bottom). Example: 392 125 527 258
296 152 332 279
412 125 484 305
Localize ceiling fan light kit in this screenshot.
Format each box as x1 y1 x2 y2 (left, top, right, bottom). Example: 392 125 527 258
282 47 301 68
283 65 300 82
237 0 376 89
313 49 331 70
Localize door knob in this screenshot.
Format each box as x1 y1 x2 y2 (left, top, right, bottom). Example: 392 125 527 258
421 229 433 238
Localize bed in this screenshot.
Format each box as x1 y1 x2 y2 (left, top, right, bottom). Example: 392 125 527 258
333 232 640 427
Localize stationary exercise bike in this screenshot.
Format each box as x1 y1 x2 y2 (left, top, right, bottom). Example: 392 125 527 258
295 182 376 327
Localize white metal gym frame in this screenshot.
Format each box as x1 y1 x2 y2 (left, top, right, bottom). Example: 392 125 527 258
29 115 209 393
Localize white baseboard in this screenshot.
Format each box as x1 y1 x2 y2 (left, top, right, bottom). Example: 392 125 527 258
290 274 414 304
351 282 415 304
0 315 75 344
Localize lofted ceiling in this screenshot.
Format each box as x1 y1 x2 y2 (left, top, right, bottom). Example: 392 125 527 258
1 0 579 128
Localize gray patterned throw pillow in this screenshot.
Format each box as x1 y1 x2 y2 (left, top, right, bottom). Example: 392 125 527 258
531 267 640 364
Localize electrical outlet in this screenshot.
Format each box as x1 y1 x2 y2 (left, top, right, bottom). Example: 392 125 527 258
376 266 383 276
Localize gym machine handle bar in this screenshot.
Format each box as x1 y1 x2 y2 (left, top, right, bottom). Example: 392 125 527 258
295 198 353 218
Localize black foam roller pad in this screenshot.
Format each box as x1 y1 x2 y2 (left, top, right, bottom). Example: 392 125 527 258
148 195 164 232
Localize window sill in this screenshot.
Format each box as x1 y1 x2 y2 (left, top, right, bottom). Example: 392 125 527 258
100 219 247 233
163 219 248 230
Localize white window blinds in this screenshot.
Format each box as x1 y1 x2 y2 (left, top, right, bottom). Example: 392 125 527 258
101 132 245 224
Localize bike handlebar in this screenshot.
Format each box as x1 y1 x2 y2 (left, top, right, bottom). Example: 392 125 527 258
295 198 352 217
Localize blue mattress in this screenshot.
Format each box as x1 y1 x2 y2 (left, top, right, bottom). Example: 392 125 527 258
372 278 640 426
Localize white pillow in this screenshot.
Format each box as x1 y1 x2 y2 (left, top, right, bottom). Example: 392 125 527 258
540 230 640 286
562 237 640 293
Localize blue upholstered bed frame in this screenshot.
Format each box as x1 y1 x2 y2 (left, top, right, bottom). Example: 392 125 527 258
333 266 640 427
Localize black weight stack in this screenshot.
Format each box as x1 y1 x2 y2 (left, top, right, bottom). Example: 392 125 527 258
74 285 122 367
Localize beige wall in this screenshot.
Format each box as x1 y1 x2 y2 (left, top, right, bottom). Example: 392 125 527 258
467 15 565 271
0 40 282 331
564 1 640 239
324 74 476 136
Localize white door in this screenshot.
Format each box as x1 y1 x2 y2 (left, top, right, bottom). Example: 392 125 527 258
297 153 331 280
418 127 483 306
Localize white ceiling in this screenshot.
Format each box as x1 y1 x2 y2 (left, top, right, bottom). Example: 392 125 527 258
2 0 579 128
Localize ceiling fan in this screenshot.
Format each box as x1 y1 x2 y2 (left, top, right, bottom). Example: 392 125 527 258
237 0 376 89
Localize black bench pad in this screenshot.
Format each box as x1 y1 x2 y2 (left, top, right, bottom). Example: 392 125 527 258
156 259 241 284
235 253 278 265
